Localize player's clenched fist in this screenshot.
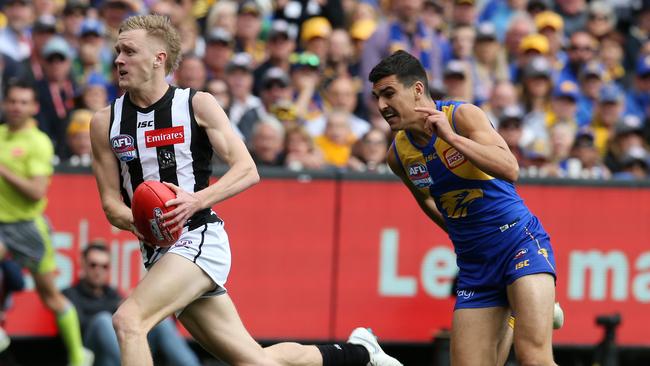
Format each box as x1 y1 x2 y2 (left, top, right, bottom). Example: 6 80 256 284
414 106 456 143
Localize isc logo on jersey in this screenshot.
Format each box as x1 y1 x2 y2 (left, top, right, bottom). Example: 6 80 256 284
110 134 138 161
408 163 433 188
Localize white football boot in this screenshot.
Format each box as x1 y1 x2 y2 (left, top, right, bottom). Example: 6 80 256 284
347 327 403 366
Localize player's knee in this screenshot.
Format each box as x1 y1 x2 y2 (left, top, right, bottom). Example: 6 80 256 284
112 303 146 340
514 342 553 366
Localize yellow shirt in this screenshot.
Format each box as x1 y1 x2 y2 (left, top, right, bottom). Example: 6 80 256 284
0 122 53 222
315 136 352 167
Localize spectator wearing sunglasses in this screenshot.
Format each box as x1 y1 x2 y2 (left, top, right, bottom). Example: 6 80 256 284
63 241 201 366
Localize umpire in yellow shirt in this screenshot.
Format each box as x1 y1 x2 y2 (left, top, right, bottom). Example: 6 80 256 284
0 79 93 366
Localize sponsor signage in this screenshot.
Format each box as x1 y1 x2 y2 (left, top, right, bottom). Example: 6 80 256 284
7 175 650 346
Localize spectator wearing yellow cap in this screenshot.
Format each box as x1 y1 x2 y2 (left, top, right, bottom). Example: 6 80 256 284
301 17 332 66
477 0 528 41
535 11 566 71
510 33 549 82
65 109 92 166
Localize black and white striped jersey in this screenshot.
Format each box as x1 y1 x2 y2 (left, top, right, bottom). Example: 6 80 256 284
108 86 213 208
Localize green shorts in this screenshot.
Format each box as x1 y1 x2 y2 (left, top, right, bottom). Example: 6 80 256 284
0 216 56 274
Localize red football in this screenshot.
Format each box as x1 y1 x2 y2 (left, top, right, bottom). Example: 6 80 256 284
131 180 180 247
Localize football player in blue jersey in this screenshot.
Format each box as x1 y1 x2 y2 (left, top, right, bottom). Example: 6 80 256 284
370 50 559 366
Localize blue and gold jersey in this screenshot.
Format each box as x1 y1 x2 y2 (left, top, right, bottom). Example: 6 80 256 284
392 100 531 255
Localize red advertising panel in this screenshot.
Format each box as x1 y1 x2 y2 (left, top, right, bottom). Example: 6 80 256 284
4 174 650 346
335 181 650 346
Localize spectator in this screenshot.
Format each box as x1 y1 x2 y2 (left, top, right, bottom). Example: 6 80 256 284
560 31 598 83
478 0 527 38
36 36 77 159
624 0 650 76
72 18 113 88
527 0 553 17
599 35 625 85
234 0 265 64
175 53 207 90
64 109 92 166
225 53 264 131
512 33 549 83
61 0 89 50
315 109 356 168
504 12 535 62
239 67 293 141
556 0 588 36
585 1 617 42
348 127 390 173
451 0 478 27
449 25 476 62
62 242 201 366
548 79 581 131
205 0 238 36
252 19 296 96
534 11 566 71
443 60 472 102
472 22 509 105
605 115 647 173
421 0 445 33
520 57 553 155
541 122 576 177
290 52 324 122
0 0 34 62
576 61 606 127
283 125 324 171
203 28 235 80
301 17 333 68
611 146 650 180
177 19 204 57
305 75 370 139
482 79 518 129
627 55 650 119
361 0 443 110
564 130 611 179
591 84 626 155
77 72 109 112
0 258 25 353
26 15 57 82
205 78 232 114
326 29 354 78
496 105 546 172
99 0 139 41
249 119 285 166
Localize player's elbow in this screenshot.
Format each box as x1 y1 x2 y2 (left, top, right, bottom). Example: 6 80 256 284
506 162 520 183
245 164 260 187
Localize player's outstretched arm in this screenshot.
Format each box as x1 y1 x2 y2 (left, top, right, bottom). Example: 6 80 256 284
387 145 447 232
90 107 139 235
416 104 519 182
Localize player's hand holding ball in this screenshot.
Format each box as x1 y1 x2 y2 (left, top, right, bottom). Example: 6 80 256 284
131 181 180 247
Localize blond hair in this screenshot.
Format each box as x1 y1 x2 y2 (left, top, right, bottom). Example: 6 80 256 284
119 15 182 74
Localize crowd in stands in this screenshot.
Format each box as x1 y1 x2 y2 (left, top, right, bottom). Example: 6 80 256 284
1 0 650 180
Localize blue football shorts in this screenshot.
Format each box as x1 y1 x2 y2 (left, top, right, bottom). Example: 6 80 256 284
454 215 557 309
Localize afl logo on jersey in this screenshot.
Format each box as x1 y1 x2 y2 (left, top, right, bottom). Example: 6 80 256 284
407 163 434 188
110 134 138 162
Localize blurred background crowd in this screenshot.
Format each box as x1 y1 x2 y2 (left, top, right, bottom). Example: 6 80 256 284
1 0 650 180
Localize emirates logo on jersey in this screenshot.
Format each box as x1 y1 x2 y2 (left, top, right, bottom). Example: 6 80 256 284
145 126 185 148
